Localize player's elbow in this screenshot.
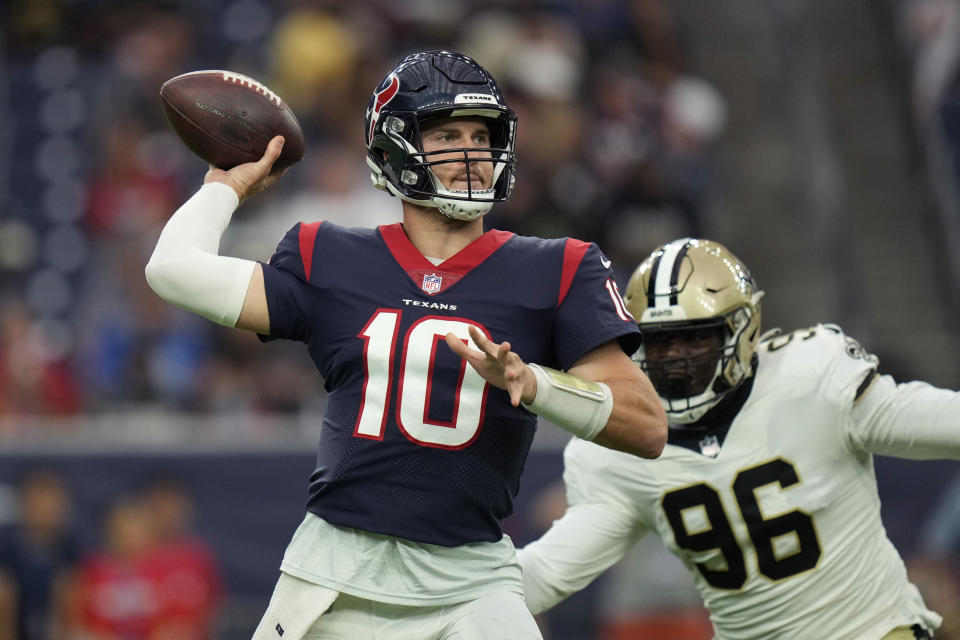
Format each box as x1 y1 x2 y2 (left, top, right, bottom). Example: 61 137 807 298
645 417 667 458
144 255 180 303
629 414 667 459
145 253 204 310
646 405 668 457
144 256 165 296
595 403 667 459
624 375 668 458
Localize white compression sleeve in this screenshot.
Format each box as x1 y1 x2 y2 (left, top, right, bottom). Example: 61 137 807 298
145 182 256 327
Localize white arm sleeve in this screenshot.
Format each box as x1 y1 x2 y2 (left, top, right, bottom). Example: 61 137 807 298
144 182 256 327
517 500 644 614
848 373 960 459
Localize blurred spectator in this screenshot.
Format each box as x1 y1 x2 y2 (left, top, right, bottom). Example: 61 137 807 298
139 477 222 640
83 117 183 240
0 468 80 640
266 7 358 116
906 555 960 640
910 470 960 639
3 0 720 419
229 136 397 255
65 494 161 638
76 239 215 410
64 478 224 640
0 303 82 418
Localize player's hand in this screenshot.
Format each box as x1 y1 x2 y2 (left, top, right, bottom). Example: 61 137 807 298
204 135 287 204
445 326 537 406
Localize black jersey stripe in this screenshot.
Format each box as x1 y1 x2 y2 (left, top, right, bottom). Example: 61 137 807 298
854 369 878 402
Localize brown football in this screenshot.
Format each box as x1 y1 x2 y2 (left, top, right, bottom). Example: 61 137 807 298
160 70 306 173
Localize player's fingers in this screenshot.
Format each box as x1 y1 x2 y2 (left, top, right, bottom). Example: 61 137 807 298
255 136 285 172
508 381 523 406
468 326 495 356
259 167 288 191
445 332 474 359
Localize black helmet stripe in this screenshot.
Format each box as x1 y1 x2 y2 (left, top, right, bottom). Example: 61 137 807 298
668 241 692 305
646 252 662 309
650 238 693 310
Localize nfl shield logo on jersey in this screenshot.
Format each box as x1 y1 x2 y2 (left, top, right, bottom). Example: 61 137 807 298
422 273 442 294
699 434 721 458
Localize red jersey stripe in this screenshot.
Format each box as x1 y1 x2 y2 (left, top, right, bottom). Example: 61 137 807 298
559 238 590 305
299 221 324 281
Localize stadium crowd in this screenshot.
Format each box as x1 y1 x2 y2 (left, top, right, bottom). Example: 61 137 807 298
1 0 725 421
4 1 960 639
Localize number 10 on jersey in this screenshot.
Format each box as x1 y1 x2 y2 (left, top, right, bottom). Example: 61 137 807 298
356 310 489 449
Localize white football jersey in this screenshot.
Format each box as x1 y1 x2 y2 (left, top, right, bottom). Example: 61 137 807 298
520 324 948 639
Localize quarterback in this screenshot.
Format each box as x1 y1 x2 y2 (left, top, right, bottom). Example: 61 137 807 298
518 238 957 639
145 51 666 640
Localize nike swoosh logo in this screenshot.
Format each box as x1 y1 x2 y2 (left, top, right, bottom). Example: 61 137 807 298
601 257 611 269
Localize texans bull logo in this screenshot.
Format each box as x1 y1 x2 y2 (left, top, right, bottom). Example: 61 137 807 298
367 74 400 145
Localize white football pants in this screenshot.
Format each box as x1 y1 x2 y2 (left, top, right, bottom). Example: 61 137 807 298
252 571 543 640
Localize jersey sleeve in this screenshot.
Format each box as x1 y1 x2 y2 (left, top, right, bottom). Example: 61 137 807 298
847 373 960 458
517 439 648 614
552 241 641 369
258 222 324 343
807 322 960 458
764 324 878 409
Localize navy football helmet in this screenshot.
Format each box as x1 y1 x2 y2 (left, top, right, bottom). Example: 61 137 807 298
364 51 517 220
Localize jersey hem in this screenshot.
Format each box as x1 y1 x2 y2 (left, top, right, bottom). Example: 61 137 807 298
278 562 524 607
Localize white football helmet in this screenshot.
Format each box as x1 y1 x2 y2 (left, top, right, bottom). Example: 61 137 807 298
623 238 764 424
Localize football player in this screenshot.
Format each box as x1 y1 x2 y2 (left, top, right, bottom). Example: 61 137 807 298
145 51 667 640
518 237 959 639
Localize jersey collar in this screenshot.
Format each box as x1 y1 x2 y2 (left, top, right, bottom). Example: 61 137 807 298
378 222 514 295
667 373 757 457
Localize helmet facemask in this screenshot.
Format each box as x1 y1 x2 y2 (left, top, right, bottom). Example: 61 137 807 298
635 307 757 424
367 110 516 220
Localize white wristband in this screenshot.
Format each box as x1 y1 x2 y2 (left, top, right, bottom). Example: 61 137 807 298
145 182 256 327
522 364 613 441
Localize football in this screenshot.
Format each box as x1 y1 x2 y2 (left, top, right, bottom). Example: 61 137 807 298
160 70 306 173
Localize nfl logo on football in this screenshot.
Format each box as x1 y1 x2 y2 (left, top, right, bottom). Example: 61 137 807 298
422 273 443 294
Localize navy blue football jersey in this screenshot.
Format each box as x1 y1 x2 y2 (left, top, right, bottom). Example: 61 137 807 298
260 221 640 546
